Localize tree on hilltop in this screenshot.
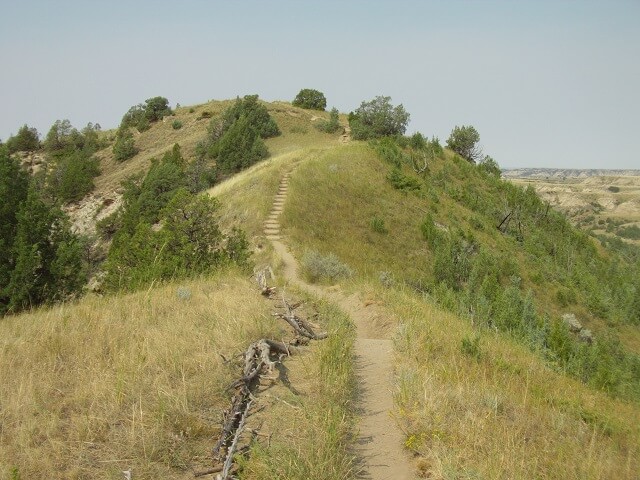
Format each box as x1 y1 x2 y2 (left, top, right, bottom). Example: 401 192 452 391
293 88 327 110
446 125 482 163
348 96 410 140
6 124 40 153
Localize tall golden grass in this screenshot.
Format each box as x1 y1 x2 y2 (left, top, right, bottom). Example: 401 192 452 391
383 283 640 479
0 271 281 479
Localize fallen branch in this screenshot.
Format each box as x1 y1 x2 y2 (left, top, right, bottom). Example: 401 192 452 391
274 295 328 340
194 466 222 477
219 399 252 480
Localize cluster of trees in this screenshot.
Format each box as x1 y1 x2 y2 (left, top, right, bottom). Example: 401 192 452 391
5 124 40 153
43 120 103 203
0 146 86 315
199 95 280 175
113 96 173 162
120 96 173 132
100 144 249 291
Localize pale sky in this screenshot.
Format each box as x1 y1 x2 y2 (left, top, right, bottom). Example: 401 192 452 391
1 0 638 169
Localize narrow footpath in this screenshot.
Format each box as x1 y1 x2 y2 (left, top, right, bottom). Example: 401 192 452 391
264 172 415 480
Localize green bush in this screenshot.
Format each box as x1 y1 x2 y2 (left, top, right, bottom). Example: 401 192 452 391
2 186 85 314
387 168 421 192
461 334 482 360
48 152 100 203
113 128 137 161
446 125 482 163
6 124 40 153
292 88 327 110
301 250 353 283
121 96 172 131
607 186 620 193
208 116 268 174
103 188 250 291
172 119 183 130
220 95 280 138
370 216 388 234
617 225 640 240
349 96 410 140
316 107 341 134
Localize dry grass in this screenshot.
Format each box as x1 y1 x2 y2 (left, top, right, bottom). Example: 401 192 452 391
240 295 356 479
0 270 284 479
376 283 640 479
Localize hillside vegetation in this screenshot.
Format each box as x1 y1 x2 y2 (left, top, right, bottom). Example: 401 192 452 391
2 94 640 479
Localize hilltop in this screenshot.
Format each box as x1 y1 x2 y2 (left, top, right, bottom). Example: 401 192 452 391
1 95 639 479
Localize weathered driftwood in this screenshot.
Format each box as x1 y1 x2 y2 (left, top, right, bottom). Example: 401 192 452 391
219 399 252 480
255 267 277 297
194 466 222 477
203 291 326 477
274 295 328 340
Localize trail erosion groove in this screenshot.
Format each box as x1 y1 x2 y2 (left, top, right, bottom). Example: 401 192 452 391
266 171 416 479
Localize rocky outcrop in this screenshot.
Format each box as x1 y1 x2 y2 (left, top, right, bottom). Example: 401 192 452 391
562 313 593 344
15 151 47 175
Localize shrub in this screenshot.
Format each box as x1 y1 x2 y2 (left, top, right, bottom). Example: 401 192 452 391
371 137 405 167
370 216 388 234
387 168 421 192
208 116 268 174
293 88 327 110
302 250 353 283
6 124 40 153
348 96 410 140
461 334 482 360
446 125 482 163
172 119 183 130
48 152 101 203
316 107 341 133
478 155 501 177
103 189 250 291
112 128 137 161
617 225 640 240
121 96 172 131
220 95 280 138
608 186 620 193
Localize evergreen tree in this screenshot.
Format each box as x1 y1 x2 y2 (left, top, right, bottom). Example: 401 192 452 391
113 127 137 161
6 124 40 153
292 88 327 110
4 187 85 312
220 95 280 139
0 147 29 312
209 115 268 173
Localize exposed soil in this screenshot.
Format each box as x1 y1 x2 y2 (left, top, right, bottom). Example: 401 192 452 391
266 173 416 479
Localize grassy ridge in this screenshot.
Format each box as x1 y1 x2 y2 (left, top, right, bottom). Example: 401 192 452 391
280 140 640 477
382 284 639 479
0 270 275 478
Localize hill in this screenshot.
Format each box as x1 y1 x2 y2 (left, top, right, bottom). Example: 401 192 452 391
504 170 640 247
2 96 640 479
503 168 640 179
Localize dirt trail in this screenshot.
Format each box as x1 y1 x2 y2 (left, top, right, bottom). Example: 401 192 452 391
265 174 415 479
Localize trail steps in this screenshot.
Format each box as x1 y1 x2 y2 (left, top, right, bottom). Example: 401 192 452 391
265 171 416 479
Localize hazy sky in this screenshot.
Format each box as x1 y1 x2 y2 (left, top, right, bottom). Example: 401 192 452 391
1 0 638 168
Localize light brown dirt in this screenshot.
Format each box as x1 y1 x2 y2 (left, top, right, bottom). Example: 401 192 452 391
267 173 416 479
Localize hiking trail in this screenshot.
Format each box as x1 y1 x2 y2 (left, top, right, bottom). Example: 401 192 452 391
264 171 416 479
